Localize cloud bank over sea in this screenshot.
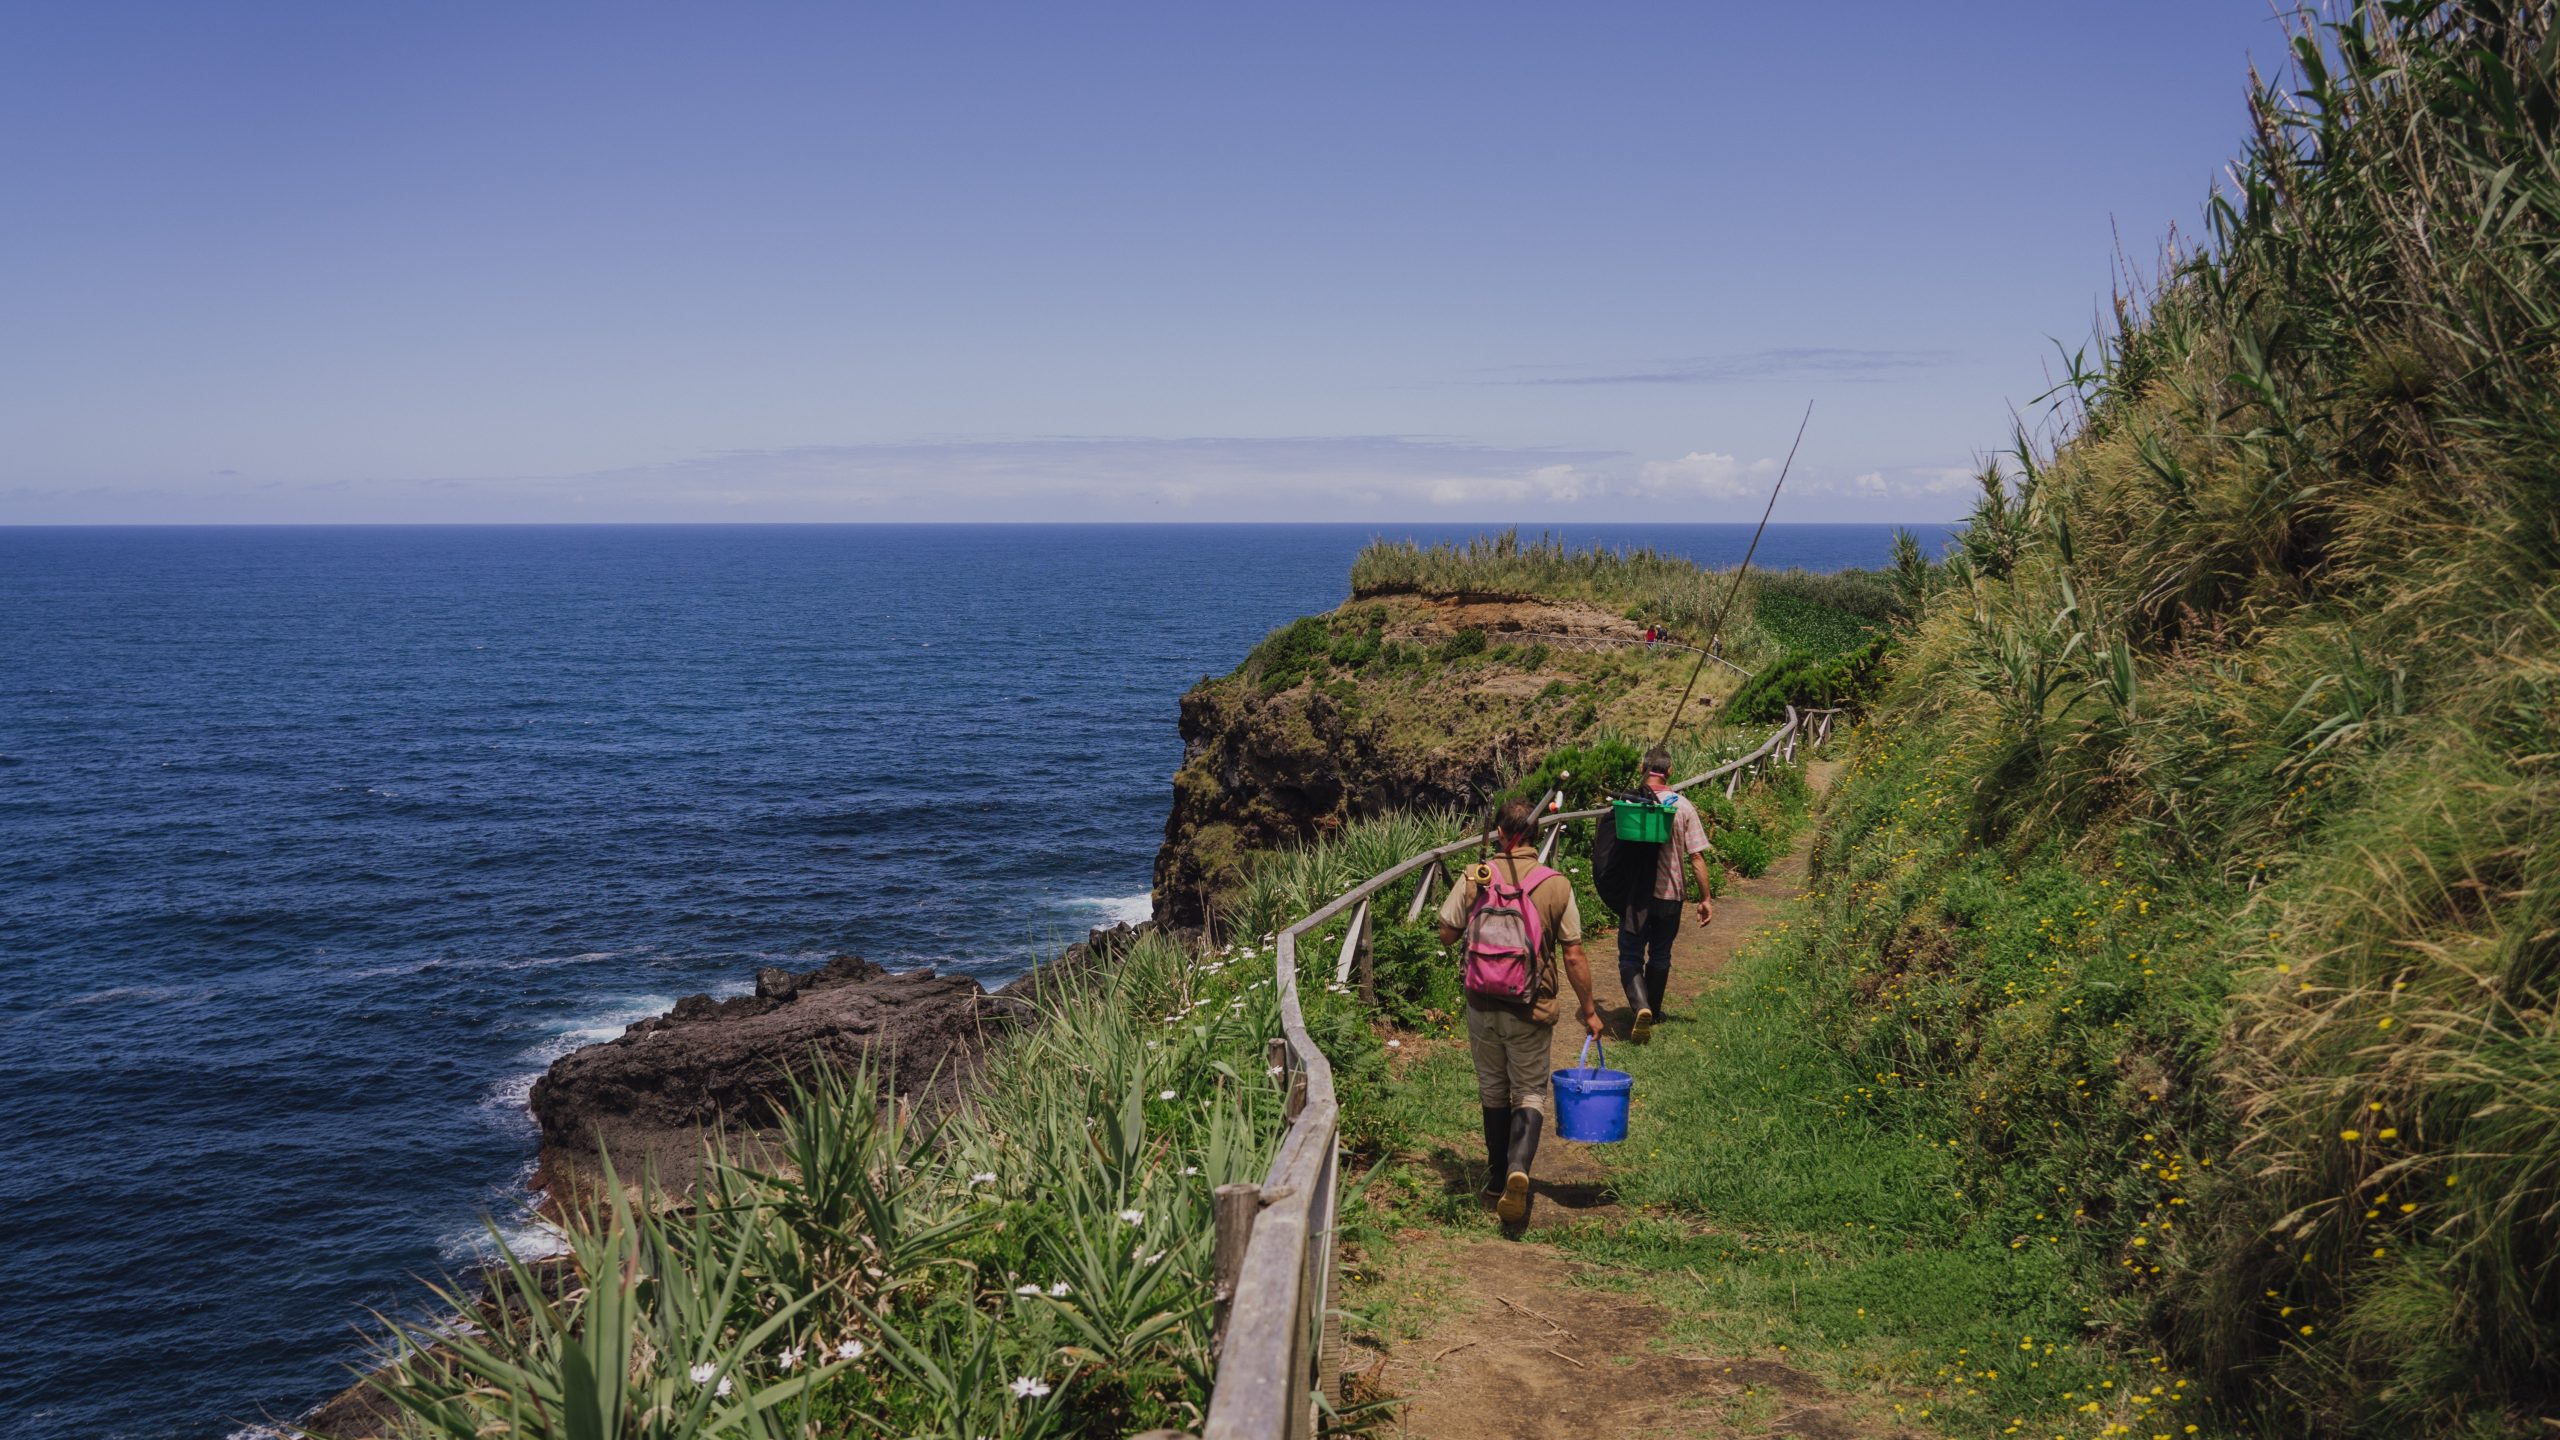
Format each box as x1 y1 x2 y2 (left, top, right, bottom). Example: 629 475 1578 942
3 433 1991 525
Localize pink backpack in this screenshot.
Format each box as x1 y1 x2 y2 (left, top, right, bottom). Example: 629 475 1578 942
1462 857 1560 1003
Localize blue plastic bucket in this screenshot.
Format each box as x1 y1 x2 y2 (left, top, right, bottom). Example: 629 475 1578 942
1552 1037 1633 1142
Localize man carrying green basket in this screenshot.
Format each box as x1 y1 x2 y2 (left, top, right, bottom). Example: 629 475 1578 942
1618 748 1714 1043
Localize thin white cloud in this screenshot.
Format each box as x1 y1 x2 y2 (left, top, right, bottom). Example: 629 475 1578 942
1635 451 1777 499
1798 463 1982 500
1473 347 1953 387
3 436 1981 522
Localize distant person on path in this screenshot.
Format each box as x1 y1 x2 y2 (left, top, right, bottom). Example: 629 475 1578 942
1621 748 1713 1044
1439 797 1599 1225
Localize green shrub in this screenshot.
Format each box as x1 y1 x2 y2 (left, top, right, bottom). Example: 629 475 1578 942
1753 590 1881 659
1726 634 1891 723
1713 827 1772 877
1240 615 1331 693
1433 627 1488 663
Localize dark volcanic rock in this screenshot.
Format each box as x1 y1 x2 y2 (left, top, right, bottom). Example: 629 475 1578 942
528 953 998 1190
523 936 1166 1195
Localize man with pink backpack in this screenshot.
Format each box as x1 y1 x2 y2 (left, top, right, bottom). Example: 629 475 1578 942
1437 797 1601 1225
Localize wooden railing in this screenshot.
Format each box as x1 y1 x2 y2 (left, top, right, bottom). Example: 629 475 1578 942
1174 706 1840 1440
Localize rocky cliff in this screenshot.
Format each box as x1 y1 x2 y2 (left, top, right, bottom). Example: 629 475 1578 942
529 922 1151 1194
1151 588 1716 929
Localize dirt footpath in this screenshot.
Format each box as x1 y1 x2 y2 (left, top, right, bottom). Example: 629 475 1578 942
1364 762 1909 1439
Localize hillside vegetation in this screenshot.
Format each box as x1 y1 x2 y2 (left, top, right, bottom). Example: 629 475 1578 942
1791 6 2560 1433
1155 529 1901 929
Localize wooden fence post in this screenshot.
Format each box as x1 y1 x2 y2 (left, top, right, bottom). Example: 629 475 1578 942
1210 1182 1262 1357
1533 788 1565 863
1403 858 1440 924
1355 909 1376 1008
1333 899 1371 993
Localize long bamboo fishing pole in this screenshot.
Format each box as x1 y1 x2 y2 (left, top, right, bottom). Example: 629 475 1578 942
1653 399 1814 751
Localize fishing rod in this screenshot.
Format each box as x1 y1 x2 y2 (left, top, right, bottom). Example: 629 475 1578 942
1653 399 1814 751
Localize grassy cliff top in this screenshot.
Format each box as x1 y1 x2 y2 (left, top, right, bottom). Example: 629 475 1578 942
1348 528 1899 643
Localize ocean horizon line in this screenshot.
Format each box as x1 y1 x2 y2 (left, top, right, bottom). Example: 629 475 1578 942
0 517 1954 530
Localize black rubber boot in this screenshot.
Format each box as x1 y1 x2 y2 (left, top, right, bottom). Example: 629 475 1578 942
1625 971 1655 1045
1496 1109 1543 1225
1479 1107 1511 1193
1644 962 1672 1024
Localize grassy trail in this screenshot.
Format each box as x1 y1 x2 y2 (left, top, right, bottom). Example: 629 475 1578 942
1341 761 2224 1440
1342 762 1908 1439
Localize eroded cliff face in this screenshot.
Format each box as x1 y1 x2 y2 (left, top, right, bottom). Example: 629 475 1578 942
1151 590 1695 930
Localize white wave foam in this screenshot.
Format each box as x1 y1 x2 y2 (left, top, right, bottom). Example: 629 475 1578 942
1072 893 1155 928
56 983 200 1009
350 945 645 981
441 1210 568 1265
479 976 756 1129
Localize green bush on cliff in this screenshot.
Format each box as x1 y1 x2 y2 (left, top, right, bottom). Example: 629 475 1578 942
1782 7 2560 1432
1725 634 1892 723
1752 568 1898 657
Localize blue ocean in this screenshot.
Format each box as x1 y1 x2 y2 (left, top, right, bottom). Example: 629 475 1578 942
0 523 1940 1438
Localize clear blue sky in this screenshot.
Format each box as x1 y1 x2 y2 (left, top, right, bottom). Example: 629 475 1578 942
1 2 2286 523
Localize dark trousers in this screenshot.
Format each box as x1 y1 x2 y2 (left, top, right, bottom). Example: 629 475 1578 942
1617 898 1681 1013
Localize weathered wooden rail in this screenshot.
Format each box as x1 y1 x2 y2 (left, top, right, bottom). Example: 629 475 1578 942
1159 706 1840 1440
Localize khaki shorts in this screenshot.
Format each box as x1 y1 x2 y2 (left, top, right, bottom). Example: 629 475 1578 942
1464 1001 1551 1114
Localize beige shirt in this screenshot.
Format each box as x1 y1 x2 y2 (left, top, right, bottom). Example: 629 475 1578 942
1441 845 1583 1023
1648 790 1712 900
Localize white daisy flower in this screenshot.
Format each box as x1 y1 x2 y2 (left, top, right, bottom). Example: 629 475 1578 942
689 1362 717 1386
1009 1376 1052 1399
837 1339 864 1361
1159 1089 1177 1100
715 1376 733 1398
1119 1208 1145 1225
1014 1283 1042 1296
777 1345 802 1371
969 1171 997 1186
1048 1281 1071 1297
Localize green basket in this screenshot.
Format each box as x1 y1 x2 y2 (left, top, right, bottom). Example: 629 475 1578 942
1611 796 1675 843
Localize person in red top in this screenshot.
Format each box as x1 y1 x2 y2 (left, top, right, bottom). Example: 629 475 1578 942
1439 797 1600 1223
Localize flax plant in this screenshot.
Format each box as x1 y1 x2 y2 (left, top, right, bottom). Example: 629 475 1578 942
347 931 1294 1439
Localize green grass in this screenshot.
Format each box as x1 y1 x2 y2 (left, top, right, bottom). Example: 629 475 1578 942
1554 925 2230 1440
1752 570 1896 658
1348 529 1730 633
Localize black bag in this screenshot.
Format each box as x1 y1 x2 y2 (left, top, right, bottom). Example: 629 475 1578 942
1588 793 1663 921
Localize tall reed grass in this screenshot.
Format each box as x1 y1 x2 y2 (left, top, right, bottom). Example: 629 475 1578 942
1798 4 2560 1432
